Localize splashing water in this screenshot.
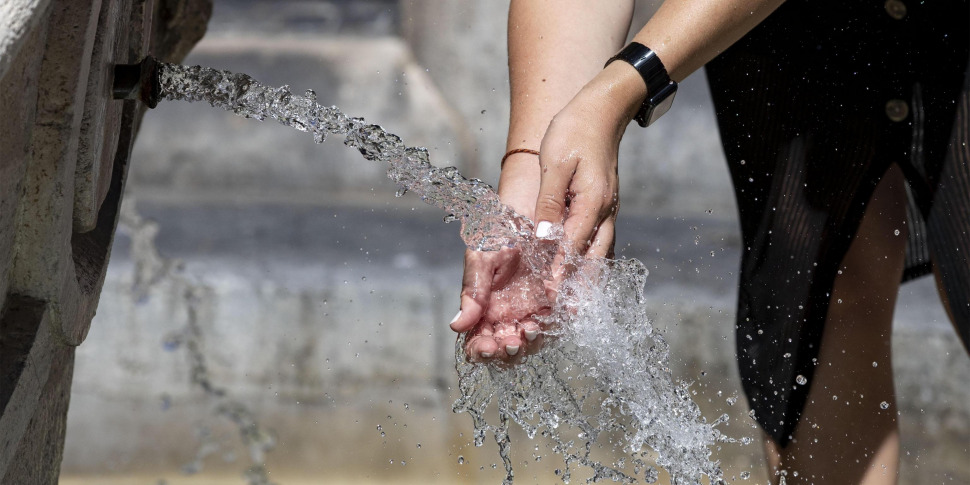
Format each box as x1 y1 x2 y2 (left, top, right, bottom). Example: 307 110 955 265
121 201 278 485
156 62 734 483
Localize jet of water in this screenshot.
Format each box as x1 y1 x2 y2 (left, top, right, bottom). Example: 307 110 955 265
156 62 735 484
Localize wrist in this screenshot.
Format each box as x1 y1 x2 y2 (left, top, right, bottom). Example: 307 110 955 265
498 154 541 219
578 61 648 129
604 42 677 127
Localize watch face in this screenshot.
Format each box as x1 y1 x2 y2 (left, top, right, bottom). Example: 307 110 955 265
640 84 677 127
648 92 676 124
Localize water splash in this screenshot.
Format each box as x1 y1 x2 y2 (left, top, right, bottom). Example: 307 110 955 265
453 256 731 484
120 201 278 485
156 62 734 483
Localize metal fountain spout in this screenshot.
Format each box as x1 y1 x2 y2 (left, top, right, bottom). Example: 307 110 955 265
113 56 161 108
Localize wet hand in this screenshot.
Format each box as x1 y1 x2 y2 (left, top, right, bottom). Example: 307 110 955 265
532 62 645 284
450 247 552 362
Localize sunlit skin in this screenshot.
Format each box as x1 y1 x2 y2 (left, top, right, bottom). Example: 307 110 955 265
453 0 783 370
448 0 912 483
450 246 550 360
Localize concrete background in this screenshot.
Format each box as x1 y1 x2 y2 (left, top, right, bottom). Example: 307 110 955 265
59 1 968 484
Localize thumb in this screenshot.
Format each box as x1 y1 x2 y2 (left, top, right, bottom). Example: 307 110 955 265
532 152 573 238
450 250 494 332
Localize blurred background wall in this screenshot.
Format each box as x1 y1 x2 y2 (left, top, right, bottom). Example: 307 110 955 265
60 1 969 484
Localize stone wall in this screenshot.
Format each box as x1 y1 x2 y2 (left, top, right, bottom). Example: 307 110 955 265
0 0 209 483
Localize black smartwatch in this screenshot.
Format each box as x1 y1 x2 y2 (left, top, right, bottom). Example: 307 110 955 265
605 42 677 127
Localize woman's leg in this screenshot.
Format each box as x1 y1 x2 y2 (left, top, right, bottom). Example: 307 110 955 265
763 164 909 484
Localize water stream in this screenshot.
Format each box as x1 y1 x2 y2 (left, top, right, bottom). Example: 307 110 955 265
154 61 739 484
120 201 278 485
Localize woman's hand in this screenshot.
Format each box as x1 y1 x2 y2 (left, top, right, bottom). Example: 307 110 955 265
449 63 644 363
532 62 645 283
450 246 552 362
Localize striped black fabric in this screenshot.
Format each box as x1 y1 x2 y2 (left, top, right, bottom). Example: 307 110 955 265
704 0 970 446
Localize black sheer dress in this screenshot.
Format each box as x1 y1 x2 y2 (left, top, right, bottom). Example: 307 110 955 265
705 0 970 446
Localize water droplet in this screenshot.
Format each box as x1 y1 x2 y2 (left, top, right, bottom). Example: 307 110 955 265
795 375 807 385
880 401 890 410
157 60 728 485
893 229 901 236
740 471 751 479
457 456 465 465
162 333 182 352
872 361 878 367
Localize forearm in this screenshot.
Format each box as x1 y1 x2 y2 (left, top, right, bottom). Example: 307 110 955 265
499 0 635 217
499 0 785 218
632 0 784 82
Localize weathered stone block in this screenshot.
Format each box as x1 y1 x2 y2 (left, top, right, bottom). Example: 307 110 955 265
0 0 210 482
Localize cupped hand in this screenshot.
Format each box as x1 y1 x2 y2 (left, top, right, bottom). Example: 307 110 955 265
449 62 644 364
450 246 552 362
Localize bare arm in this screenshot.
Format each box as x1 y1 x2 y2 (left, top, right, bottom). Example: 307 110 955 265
635 0 785 82
498 0 636 217
517 0 785 259
452 0 785 361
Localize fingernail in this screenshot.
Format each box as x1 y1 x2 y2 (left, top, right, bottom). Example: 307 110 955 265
506 345 519 356
449 310 462 325
535 221 552 239
480 352 493 358
524 330 538 341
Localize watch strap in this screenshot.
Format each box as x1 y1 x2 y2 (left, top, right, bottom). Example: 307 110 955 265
605 42 677 127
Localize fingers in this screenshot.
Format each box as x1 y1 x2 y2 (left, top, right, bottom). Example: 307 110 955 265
451 248 521 332
450 250 494 332
533 150 575 238
465 318 544 362
465 326 500 360
520 320 541 343
533 149 618 263
586 217 616 259
544 193 616 294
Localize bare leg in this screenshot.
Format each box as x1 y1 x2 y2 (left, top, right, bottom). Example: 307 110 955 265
762 164 908 484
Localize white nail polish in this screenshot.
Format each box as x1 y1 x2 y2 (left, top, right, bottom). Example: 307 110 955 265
535 221 552 238
524 330 538 341
480 352 493 358
506 345 520 356
450 310 462 324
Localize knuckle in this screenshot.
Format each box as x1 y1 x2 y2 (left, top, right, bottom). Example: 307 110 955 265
535 192 566 217
596 204 613 221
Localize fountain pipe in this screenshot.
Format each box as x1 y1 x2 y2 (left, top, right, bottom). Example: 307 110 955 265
112 56 160 108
